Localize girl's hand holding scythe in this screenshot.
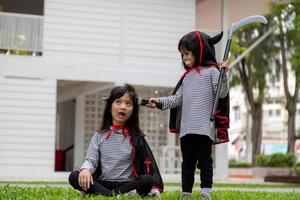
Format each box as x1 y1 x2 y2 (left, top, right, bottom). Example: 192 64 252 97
218 60 229 73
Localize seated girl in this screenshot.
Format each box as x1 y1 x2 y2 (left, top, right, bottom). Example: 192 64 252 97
69 84 163 198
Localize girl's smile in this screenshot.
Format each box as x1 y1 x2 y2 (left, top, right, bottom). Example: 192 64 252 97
180 48 195 67
111 93 133 125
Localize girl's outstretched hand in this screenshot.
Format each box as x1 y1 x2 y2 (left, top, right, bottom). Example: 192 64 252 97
147 98 159 108
79 169 94 191
218 60 229 73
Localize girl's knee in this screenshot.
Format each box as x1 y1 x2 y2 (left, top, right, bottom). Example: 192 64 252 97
69 171 80 186
140 174 154 186
135 175 154 196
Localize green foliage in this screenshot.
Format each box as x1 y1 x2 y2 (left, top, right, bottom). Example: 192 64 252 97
0 186 79 200
266 0 300 154
229 12 279 107
230 0 300 95
212 190 300 200
294 162 300 175
275 0 300 78
229 160 251 168
255 153 296 167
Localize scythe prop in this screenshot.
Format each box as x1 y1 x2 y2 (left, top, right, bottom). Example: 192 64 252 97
210 15 268 122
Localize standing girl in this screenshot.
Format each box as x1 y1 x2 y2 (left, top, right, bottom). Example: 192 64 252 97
69 84 163 198
147 31 230 200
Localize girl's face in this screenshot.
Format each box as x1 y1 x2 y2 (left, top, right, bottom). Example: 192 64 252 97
111 92 133 126
180 48 195 68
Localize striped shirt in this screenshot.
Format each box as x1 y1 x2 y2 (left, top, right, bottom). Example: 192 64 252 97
81 129 134 181
159 67 229 140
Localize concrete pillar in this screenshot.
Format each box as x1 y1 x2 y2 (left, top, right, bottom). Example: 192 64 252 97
215 0 229 181
245 100 253 163
73 95 85 170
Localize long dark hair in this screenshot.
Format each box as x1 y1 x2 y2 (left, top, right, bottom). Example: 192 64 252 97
100 84 143 136
178 32 200 70
178 31 223 70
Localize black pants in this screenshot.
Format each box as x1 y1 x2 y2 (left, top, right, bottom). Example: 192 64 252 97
180 134 213 192
69 171 153 197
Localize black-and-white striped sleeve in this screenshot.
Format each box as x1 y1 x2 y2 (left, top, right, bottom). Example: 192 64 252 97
81 132 100 174
159 84 183 110
211 67 229 98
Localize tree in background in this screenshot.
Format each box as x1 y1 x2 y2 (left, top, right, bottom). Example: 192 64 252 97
271 0 300 152
230 18 278 165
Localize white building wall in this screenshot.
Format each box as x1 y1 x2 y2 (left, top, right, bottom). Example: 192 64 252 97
41 0 195 87
1 0 195 87
0 0 196 180
263 103 286 136
0 76 59 180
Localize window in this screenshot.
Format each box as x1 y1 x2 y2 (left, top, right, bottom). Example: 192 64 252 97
233 106 241 121
267 131 280 135
268 110 273 117
0 0 44 15
275 109 281 117
0 0 44 56
268 109 281 117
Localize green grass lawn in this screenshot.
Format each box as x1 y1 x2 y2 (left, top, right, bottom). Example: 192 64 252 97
1 185 300 200
1 181 300 189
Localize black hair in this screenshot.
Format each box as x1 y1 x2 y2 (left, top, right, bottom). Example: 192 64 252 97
178 31 223 70
178 32 200 70
100 84 143 136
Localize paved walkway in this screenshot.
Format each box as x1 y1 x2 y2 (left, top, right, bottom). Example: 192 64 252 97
164 186 300 193
161 175 300 193
162 174 266 183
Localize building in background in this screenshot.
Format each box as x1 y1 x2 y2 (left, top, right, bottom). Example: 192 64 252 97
1 0 299 182
196 0 300 162
0 0 195 181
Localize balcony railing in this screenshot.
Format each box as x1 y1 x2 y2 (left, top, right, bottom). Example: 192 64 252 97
0 12 43 55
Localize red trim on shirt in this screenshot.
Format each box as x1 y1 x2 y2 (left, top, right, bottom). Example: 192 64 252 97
170 128 178 133
181 66 202 78
181 64 218 79
106 125 128 140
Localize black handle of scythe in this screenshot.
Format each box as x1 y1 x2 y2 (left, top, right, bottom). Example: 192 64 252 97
137 98 163 110
210 38 231 122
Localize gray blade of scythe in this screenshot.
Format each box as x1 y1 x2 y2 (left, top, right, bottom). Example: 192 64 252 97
230 15 268 36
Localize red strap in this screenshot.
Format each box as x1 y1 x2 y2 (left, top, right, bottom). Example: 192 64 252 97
106 125 129 140
195 31 203 65
181 66 202 78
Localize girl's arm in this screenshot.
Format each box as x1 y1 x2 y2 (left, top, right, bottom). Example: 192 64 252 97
80 132 100 174
149 84 183 109
211 66 229 98
78 132 100 190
